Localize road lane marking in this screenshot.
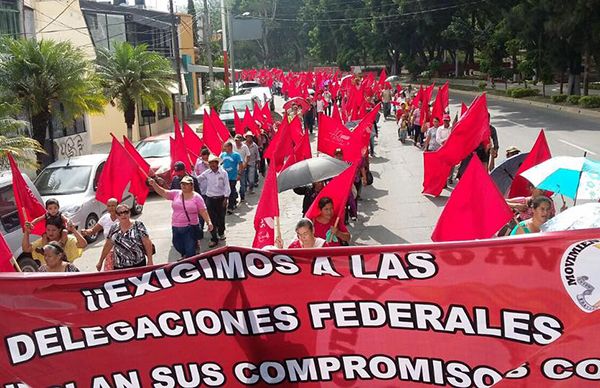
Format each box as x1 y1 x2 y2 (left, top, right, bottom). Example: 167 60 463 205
558 139 597 156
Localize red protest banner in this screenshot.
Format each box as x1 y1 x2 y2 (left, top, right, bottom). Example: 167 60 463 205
1 230 600 387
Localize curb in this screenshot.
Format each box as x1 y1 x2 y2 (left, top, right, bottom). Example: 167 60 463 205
448 88 600 120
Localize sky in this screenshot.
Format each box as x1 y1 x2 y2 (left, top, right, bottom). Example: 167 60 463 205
118 0 189 13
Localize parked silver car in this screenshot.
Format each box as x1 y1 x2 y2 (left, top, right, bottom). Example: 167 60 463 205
0 171 43 272
34 154 142 243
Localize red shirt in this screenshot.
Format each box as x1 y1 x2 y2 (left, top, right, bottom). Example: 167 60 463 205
312 218 348 246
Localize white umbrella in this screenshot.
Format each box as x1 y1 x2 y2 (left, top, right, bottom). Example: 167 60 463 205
541 203 600 232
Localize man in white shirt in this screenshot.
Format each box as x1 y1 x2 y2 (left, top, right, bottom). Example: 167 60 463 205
423 118 442 152
233 134 250 202
198 155 231 247
436 114 452 147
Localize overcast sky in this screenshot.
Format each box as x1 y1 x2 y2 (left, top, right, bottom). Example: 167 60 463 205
120 0 189 13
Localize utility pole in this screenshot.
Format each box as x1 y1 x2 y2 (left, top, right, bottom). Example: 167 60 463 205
227 8 236 94
202 0 214 87
220 0 229 90
169 0 185 119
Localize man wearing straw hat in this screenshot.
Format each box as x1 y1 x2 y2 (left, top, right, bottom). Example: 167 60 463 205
198 154 230 248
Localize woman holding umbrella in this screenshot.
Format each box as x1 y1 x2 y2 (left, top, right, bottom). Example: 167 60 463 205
311 197 351 246
510 196 553 235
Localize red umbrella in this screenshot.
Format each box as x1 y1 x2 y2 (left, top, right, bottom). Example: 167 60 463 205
283 97 310 111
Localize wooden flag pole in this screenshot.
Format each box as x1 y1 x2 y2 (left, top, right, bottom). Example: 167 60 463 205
10 256 21 272
275 216 281 240
327 217 340 243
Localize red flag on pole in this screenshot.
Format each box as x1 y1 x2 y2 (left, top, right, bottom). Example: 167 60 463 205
461 102 468 117
0 233 15 272
202 110 229 155
170 136 191 172
432 157 513 242
305 162 358 221
242 106 260 137
233 109 244 135
378 68 387 85
7 153 45 235
96 136 138 204
430 87 445 125
210 108 232 143
422 94 490 197
508 129 552 198
183 121 203 160
122 136 150 205
281 132 311 171
412 86 423 108
252 163 279 248
317 114 363 161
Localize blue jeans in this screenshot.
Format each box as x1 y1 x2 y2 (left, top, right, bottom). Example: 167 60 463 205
245 165 256 190
172 225 198 258
239 168 247 200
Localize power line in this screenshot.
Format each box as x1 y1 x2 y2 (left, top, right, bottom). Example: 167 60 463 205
36 0 78 34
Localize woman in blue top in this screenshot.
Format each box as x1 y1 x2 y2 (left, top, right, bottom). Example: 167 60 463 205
511 196 552 235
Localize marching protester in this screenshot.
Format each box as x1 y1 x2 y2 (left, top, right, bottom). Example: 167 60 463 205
220 141 243 214
274 218 328 249
510 196 553 235
304 97 316 134
97 204 153 270
233 134 250 203
171 161 201 193
311 197 351 246
82 198 119 270
423 118 442 152
436 114 452 147
198 154 231 248
294 181 325 217
38 242 80 273
25 198 70 246
244 132 261 193
506 145 520 158
22 217 87 265
194 148 211 177
506 182 556 221
149 176 213 259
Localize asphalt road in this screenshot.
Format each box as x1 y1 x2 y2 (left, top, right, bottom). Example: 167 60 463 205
73 92 600 272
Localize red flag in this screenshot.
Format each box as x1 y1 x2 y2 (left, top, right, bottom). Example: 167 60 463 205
377 68 387 85
170 123 191 171
202 110 229 155
305 162 358 221
183 121 203 160
210 108 232 143
432 157 513 242
317 114 364 162
508 130 552 198
96 136 138 204
233 109 244 136
8 153 46 235
461 102 468 117
422 94 490 197
423 83 435 106
430 86 445 125
242 106 260 137
122 136 150 205
412 86 423 108
0 233 15 272
281 132 311 171
270 118 297 171
261 102 272 126
252 163 279 248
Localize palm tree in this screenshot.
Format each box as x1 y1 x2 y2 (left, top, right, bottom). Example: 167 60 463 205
0 38 105 165
0 102 44 169
95 42 174 140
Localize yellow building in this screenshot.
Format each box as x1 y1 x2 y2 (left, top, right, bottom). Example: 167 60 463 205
8 0 200 158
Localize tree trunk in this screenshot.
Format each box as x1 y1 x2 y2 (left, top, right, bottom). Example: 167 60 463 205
567 55 582 95
583 46 590 96
559 72 564 95
31 110 52 167
124 104 136 140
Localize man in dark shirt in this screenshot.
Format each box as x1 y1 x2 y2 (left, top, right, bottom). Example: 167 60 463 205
170 161 201 193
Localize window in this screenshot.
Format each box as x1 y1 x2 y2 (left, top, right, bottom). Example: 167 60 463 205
157 103 169 119
50 103 87 139
0 185 19 234
138 101 156 125
93 162 104 191
84 12 126 51
0 1 19 38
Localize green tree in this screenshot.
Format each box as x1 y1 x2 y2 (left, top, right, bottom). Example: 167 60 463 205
0 102 45 169
96 42 174 140
0 38 105 165
188 0 200 47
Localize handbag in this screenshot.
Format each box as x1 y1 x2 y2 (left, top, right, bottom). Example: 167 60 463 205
181 194 202 240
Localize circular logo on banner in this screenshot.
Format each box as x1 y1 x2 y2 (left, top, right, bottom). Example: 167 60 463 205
560 239 600 313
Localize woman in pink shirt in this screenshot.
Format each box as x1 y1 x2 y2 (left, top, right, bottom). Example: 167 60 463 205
149 175 213 258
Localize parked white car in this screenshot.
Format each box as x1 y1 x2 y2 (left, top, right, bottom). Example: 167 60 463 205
0 171 43 271
219 94 262 131
34 154 141 243
248 86 275 111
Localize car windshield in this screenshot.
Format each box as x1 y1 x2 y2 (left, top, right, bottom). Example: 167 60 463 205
220 99 254 113
35 166 92 195
136 139 169 158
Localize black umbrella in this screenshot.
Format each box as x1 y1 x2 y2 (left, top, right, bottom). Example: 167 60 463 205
277 156 350 192
490 152 529 197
